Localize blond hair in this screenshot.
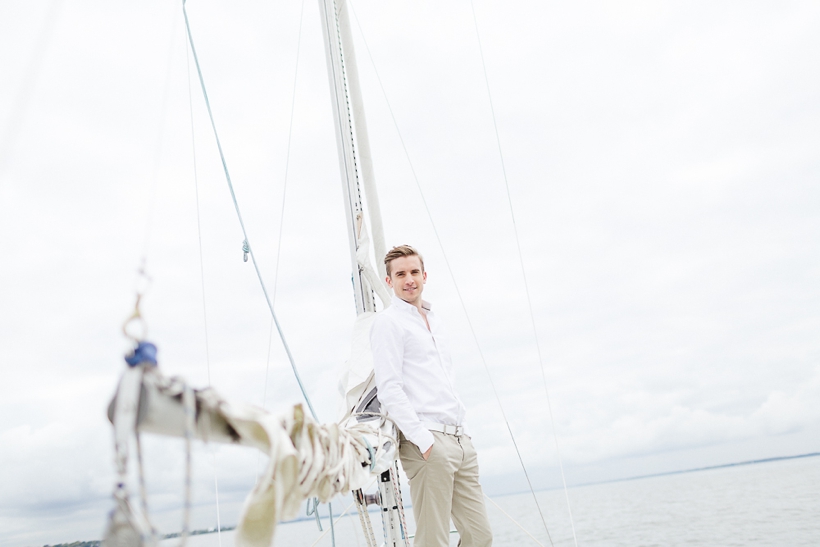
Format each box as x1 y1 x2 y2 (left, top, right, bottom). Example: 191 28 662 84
384 245 424 277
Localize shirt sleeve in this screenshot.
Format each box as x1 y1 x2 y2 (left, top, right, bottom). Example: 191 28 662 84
371 314 435 453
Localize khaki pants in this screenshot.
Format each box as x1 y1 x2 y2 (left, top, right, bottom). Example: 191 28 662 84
399 431 493 547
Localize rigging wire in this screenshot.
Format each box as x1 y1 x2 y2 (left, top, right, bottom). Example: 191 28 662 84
346 3 554 544
483 494 544 547
117 4 183 539
262 0 307 417
182 0 318 421
467 2 578 545
187 47 212 388
183 4 337 543
308 475 378 547
139 7 184 272
185 15 222 547
256 0 308 497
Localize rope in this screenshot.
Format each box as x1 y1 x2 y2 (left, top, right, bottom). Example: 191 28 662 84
328 502 337 546
122 12 181 540
262 0 306 419
183 7 337 545
310 499 356 547
347 4 554 545
354 489 378 547
307 497 325 531
185 14 221 545
185 14 212 392
467 3 578 545
135 434 152 534
483 494 544 547
310 475 378 547
140 7 182 271
390 462 409 541
212 452 223 547
179 385 196 547
182 0 318 421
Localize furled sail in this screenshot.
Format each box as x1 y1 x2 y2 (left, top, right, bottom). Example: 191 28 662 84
103 342 396 547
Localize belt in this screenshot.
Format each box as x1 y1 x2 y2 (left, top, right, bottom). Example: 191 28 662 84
422 421 465 436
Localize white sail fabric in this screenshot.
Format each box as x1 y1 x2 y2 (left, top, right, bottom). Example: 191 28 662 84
102 365 159 547
106 364 396 547
337 311 377 419
336 213 391 419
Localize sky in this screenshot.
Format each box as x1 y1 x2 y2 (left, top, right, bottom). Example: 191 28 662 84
1 0 819 545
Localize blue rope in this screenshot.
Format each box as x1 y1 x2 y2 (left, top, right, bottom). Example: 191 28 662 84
182 0 318 421
328 501 336 545
307 497 323 531
305 498 336 546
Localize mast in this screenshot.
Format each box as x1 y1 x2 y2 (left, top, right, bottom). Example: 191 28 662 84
318 0 387 315
318 2 408 546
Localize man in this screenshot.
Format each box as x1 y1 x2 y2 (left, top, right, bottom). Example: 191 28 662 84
371 245 493 547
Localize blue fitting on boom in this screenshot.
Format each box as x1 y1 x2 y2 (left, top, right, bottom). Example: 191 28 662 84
125 342 158 367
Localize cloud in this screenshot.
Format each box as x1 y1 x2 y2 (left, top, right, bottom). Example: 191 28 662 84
0 422 110 510
752 368 820 434
1 0 819 544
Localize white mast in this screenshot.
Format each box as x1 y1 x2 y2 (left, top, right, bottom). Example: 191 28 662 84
318 2 407 546
318 0 387 314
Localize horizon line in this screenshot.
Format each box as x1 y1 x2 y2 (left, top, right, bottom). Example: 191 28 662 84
497 451 820 498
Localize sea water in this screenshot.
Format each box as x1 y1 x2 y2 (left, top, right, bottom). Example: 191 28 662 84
160 455 820 547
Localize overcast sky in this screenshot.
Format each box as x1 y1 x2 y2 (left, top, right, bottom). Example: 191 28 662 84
1 1 819 546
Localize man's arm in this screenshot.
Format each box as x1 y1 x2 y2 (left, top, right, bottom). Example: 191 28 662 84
371 315 435 454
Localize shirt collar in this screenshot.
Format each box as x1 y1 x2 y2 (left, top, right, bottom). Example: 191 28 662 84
391 293 432 313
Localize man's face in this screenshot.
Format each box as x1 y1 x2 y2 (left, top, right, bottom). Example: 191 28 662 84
386 255 426 305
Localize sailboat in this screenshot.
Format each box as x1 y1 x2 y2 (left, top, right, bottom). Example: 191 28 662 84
104 3 414 546
102 1 572 546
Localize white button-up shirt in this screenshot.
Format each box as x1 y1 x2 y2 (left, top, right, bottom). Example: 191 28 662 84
371 294 467 453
